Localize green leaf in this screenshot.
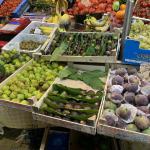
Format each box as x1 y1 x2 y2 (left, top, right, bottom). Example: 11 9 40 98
50 42 68 62
59 67 77 79
84 45 95 56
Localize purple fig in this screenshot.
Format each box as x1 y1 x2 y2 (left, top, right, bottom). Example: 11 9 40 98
125 83 139 93
138 106 150 114
135 94 149 106
129 75 140 84
115 68 127 77
127 68 137 75
111 93 123 104
124 92 135 104
117 107 131 120
104 113 118 127
112 75 124 85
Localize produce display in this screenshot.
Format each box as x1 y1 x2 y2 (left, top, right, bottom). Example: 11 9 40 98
129 20 150 50
134 0 150 19
0 50 31 82
40 67 106 125
30 26 54 35
0 60 64 105
0 0 21 17
47 32 118 57
20 40 43 51
102 67 150 135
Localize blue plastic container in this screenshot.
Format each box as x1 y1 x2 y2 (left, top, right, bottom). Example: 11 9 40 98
123 39 150 65
46 131 69 150
12 0 30 18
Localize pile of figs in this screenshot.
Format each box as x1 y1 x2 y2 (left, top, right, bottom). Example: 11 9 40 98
102 67 150 135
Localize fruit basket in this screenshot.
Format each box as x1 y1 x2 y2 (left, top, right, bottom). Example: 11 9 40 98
2 33 47 54
33 63 107 135
38 31 120 63
22 21 58 36
123 17 150 65
97 65 150 144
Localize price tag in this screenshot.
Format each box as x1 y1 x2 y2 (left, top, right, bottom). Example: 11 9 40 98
81 0 91 7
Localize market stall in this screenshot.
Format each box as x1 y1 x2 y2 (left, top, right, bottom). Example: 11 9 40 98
0 0 150 149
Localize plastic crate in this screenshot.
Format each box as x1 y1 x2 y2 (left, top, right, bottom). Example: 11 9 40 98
12 0 30 18
123 39 150 65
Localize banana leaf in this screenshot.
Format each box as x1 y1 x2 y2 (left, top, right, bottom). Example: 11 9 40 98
41 103 63 116
48 94 68 103
53 84 82 95
44 98 60 109
64 108 98 115
59 67 77 79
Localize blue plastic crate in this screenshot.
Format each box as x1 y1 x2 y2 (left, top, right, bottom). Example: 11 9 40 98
123 39 150 65
12 0 30 18
46 131 69 150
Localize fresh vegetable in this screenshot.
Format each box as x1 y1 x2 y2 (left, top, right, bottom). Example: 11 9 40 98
46 32 118 57
40 68 106 126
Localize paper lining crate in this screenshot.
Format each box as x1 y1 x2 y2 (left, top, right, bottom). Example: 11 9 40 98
38 31 120 64
97 65 150 144
32 63 107 135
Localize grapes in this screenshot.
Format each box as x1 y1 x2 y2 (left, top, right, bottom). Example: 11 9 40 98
129 20 150 50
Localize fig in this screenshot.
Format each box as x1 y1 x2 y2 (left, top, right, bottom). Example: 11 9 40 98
126 124 139 132
124 92 135 104
111 93 123 104
104 113 118 126
117 107 131 120
115 68 127 77
124 75 129 83
110 85 124 94
112 75 124 85
127 68 137 75
142 128 150 135
116 119 126 128
135 94 149 106
138 106 149 114
134 116 150 130
129 75 140 84
104 101 117 111
125 83 139 93
103 109 115 118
